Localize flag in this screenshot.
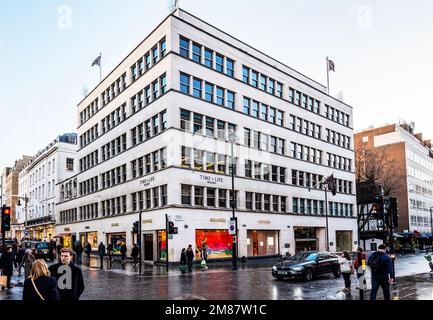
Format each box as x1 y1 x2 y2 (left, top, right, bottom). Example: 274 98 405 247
326 174 337 196
328 59 335 72
91 55 101 67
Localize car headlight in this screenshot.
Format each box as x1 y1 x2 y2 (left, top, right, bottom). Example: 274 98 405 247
272 266 277 271
291 267 303 271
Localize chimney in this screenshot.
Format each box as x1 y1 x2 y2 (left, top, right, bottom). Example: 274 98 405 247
415 133 423 142
424 139 432 149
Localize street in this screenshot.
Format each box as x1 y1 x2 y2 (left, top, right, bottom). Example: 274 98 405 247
1 253 433 300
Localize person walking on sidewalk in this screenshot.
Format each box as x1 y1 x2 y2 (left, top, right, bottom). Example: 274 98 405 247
85 242 91 265
0 246 14 290
338 251 353 296
74 241 83 264
98 242 106 269
19 249 35 280
131 243 139 266
179 248 187 274
15 245 26 276
56 241 63 262
354 247 367 285
200 243 208 271
120 243 127 266
49 248 85 301
23 259 60 301
367 244 395 300
186 244 194 273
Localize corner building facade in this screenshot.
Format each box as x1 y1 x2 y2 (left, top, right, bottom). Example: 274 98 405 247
56 9 357 262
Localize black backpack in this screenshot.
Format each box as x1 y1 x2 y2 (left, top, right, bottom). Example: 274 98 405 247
369 252 385 273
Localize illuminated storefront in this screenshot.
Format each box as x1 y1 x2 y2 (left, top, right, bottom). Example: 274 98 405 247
247 230 279 257
79 231 98 250
195 229 233 260
157 230 167 261
107 233 126 254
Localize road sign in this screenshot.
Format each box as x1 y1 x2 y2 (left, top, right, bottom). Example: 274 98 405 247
24 229 29 236
377 219 384 227
228 218 236 235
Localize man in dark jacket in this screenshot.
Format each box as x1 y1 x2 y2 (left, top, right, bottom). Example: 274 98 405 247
84 243 92 265
98 242 106 269
120 243 127 265
367 244 395 300
131 243 139 265
74 241 83 264
186 244 194 272
48 247 85 300
16 245 26 276
0 246 14 289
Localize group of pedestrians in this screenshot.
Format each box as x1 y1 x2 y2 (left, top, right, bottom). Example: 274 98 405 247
179 243 208 274
338 244 395 300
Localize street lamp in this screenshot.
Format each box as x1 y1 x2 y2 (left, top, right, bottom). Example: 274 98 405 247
228 131 238 271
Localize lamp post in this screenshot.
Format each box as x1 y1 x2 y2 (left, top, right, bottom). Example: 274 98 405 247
138 210 142 275
430 207 433 253
228 131 238 271
14 195 29 239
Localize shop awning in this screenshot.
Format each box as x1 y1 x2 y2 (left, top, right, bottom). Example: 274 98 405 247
396 232 414 238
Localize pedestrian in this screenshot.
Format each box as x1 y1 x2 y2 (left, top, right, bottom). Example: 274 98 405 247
424 253 433 273
131 243 139 266
186 244 194 272
200 243 208 271
179 248 187 274
49 240 56 261
56 241 63 262
98 242 106 269
19 249 35 280
12 242 18 269
74 241 83 264
338 251 353 295
48 248 85 300
120 242 127 265
107 242 114 267
0 246 14 289
367 244 395 300
354 247 367 284
15 245 26 276
22 259 60 301
85 242 91 265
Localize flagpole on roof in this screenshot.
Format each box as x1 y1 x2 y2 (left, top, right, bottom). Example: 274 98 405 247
99 52 102 82
326 56 330 95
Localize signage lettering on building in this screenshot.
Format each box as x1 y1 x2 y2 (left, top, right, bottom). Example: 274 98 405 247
210 218 226 223
139 176 155 186
200 174 223 185
142 219 153 224
258 220 271 224
111 223 119 227
64 227 70 232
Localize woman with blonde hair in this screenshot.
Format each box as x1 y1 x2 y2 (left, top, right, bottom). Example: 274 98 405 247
22 259 60 300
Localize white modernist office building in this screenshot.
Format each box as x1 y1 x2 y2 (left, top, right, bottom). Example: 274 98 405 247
56 9 357 262
16 133 77 241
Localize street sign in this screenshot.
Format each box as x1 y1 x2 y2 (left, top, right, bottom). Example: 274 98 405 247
377 219 384 227
24 229 29 236
228 218 236 235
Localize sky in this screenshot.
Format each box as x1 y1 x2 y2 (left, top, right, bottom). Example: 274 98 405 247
1 0 433 169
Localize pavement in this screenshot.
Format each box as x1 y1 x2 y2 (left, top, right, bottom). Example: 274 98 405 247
1 253 433 300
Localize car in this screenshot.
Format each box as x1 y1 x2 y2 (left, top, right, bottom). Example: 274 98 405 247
0 239 17 252
272 251 341 281
22 241 52 260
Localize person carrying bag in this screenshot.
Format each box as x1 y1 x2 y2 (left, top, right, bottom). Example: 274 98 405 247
22 259 60 301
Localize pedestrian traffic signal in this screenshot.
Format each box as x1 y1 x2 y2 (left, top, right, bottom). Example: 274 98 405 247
1 206 11 232
132 221 139 233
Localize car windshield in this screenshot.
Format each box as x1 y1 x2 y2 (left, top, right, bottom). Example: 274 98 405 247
36 243 49 249
290 252 318 262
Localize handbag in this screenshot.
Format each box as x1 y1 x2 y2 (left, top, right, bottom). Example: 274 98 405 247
0 271 7 287
179 264 188 272
31 279 45 301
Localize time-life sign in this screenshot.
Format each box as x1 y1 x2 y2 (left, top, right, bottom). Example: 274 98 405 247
200 174 223 185
139 176 155 187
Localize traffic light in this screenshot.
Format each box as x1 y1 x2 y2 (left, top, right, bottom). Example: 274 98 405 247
132 221 139 233
168 221 175 234
371 196 384 223
388 197 398 228
1 206 11 232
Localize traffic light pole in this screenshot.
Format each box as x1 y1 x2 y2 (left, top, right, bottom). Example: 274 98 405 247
165 213 169 274
138 210 142 275
324 185 329 252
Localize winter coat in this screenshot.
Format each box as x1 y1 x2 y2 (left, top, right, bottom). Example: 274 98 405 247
338 257 352 273
23 276 60 301
0 252 14 276
186 249 194 262
131 247 139 258
120 245 127 255
367 251 395 280
48 262 85 300
75 243 83 254
20 253 35 279
16 248 26 264
85 244 91 255
353 252 367 270
180 251 187 265
98 244 106 256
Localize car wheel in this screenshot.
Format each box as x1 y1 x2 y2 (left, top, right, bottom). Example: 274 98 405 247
333 268 341 278
304 269 313 281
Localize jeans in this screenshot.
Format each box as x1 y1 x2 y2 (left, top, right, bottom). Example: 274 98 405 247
100 255 104 269
370 276 390 300
342 272 351 289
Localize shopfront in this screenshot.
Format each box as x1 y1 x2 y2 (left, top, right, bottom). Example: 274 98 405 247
195 229 233 260
294 227 318 253
107 232 126 254
336 231 353 252
247 230 279 257
79 231 98 250
157 230 167 261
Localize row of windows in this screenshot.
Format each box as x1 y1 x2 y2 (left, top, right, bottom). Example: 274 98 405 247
180 36 234 77
79 176 98 196
245 192 287 212
60 208 77 224
325 128 351 149
101 164 127 189
326 152 352 172
242 66 283 98
80 203 98 221
180 73 235 109
101 134 127 162
181 184 238 208
408 166 433 185
408 183 433 198
328 201 354 217
288 87 320 114
325 105 350 127
244 128 285 155
101 73 127 108
292 198 326 216
131 148 167 179
243 97 284 126
131 110 168 146
80 124 99 149
289 115 321 140
407 149 433 173
79 150 98 172
131 37 166 82
180 109 236 141
290 142 323 165
291 170 353 194
181 146 237 175
131 73 167 114
29 160 56 186
131 185 168 211
59 178 77 201
80 98 98 125
245 160 286 184
101 103 127 135
101 195 127 217
410 214 432 227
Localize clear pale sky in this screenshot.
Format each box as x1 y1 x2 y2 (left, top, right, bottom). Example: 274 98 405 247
1 0 433 169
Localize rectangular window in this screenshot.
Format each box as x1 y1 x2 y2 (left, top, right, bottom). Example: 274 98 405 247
255 193 262 210
244 128 251 146
226 58 234 77
160 74 167 94
205 117 214 137
217 154 226 174
181 146 191 168
226 91 235 109
245 160 252 178
205 83 214 102
264 194 270 211
253 131 260 149
246 192 253 210
251 70 258 87
269 107 276 124
254 162 261 179
152 46 158 64
218 189 227 208
192 42 201 63
181 185 191 205
261 104 268 121
215 53 224 72
216 87 224 106
195 186 204 206
153 187 159 208
207 188 216 207
204 48 213 68
180 109 191 131
180 37 189 58
260 74 267 91
276 110 283 126
193 113 203 134
180 73 190 94
276 82 283 98
194 149 204 170
242 66 250 83
66 158 74 171
193 78 202 98
206 152 215 172
271 165 278 182
243 97 250 115
263 164 270 180
268 79 275 95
